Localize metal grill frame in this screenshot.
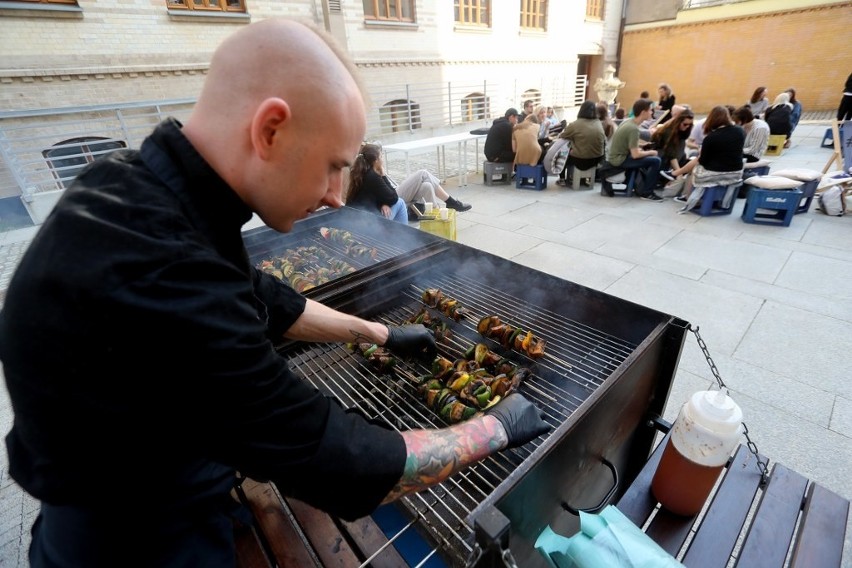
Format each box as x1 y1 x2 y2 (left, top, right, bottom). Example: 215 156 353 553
264 228 688 567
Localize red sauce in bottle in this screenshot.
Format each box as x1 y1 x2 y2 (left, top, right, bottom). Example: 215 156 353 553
651 438 724 516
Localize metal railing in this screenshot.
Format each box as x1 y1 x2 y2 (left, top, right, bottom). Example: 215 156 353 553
0 76 587 209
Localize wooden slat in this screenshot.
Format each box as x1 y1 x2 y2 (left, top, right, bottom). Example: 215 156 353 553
734 463 808 568
678 446 762 568
647 445 760 562
339 516 409 568
790 482 850 568
286 496 363 567
238 479 322 568
234 521 273 568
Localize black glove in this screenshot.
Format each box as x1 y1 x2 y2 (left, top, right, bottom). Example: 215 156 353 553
384 324 436 360
485 393 550 449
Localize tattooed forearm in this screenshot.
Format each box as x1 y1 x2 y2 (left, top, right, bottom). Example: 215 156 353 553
383 415 507 503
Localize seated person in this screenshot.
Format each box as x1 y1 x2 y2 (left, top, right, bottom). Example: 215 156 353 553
484 108 521 163
656 83 677 124
686 117 706 158
555 101 606 187
785 88 802 148
388 169 471 213
545 106 560 128
596 102 616 140
746 86 770 119
732 105 770 162
652 109 695 180
675 106 745 210
513 114 543 167
764 93 793 142
535 105 554 159
607 98 664 201
345 144 407 223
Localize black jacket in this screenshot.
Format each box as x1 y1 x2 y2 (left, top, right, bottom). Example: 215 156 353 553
0 119 405 567
484 117 515 162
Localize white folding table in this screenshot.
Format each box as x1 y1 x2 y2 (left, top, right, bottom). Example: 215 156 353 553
382 132 487 186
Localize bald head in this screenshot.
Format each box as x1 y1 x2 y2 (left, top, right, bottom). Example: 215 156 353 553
187 19 364 140
182 18 368 232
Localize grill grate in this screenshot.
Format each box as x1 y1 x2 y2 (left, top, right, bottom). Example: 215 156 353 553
281 276 638 566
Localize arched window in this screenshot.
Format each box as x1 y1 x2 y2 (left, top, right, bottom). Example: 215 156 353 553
380 99 422 134
462 93 488 122
43 136 127 189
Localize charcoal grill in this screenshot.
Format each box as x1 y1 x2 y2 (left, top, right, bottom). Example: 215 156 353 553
243 208 688 567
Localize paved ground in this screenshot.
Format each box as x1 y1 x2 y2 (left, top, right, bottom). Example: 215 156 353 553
0 117 850 566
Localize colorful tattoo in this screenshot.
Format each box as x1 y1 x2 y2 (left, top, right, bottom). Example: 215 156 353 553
384 416 507 502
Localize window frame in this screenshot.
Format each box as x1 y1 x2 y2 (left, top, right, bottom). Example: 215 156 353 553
43 136 127 189
8 0 78 4
520 0 547 31
166 0 245 13
362 0 416 23
585 0 604 20
454 0 490 27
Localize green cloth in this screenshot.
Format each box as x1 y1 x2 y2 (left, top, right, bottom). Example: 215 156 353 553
534 505 683 568
608 120 640 167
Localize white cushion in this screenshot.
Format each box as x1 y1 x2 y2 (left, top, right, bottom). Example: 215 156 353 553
745 175 803 190
772 168 822 182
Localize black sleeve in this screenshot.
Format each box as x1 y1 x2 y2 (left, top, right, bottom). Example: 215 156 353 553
251 266 307 340
362 170 401 207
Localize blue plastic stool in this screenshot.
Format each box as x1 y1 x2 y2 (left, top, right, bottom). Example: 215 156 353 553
692 183 741 216
821 127 834 148
794 178 819 214
741 188 803 227
515 164 547 190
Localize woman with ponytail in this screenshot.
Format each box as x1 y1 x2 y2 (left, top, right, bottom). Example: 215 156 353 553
345 143 408 223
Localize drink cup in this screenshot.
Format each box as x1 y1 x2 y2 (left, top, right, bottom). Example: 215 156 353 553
439 207 449 220
423 202 433 214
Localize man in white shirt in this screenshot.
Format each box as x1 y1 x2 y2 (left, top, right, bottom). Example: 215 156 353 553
732 106 770 161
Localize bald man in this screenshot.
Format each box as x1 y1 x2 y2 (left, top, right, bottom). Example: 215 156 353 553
0 18 548 568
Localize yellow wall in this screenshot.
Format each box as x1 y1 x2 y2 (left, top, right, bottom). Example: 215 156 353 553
616 2 852 113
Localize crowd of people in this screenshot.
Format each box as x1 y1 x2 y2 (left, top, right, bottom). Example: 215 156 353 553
479 75 840 210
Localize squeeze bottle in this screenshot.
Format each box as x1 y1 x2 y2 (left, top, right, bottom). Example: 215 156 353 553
651 389 743 516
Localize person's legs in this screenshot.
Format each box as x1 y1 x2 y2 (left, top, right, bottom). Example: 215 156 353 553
621 155 662 197
395 170 438 204
389 197 409 223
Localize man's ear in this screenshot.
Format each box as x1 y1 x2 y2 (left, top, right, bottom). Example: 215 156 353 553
250 98 291 160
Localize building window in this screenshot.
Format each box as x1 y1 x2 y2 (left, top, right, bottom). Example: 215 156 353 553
363 0 415 22
462 93 488 122
454 0 490 26
520 89 542 111
166 0 245 12
380 99 421 133
11 0 78 4
586 0 604 19
43 137 126 190
520 0 547 30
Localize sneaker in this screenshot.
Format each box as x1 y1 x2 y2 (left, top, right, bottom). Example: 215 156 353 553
676 207 688 215
674 195 687 203
641 193 664 202
659 170 676 181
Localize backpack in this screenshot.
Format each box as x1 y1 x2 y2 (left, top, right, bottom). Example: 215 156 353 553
817 186 846 216
543 138 570 176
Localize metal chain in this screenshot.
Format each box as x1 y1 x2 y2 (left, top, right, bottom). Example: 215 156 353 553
689 324 770 485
